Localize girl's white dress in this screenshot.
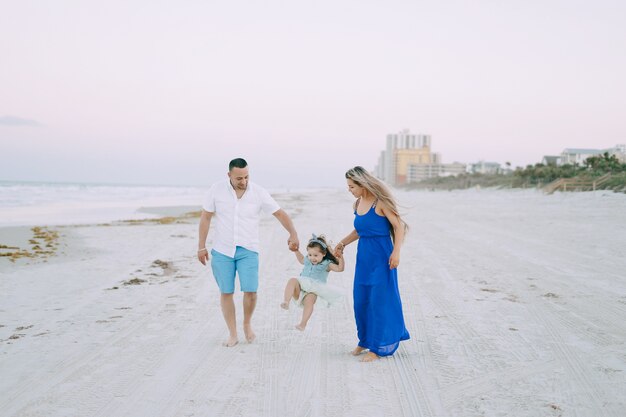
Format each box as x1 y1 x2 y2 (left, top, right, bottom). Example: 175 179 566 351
296 258 344 307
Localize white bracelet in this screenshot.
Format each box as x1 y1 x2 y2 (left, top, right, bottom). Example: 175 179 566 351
198 248 208 253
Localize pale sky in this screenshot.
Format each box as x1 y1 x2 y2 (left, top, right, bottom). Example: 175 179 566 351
1 0 625 188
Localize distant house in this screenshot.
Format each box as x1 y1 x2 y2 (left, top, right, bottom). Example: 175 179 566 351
469 161 501 174
559 149 605 165
559 145 626 165
613 144 626 163
542 156 561 166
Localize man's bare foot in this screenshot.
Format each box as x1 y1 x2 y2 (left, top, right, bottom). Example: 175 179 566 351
280 301 289 310
243 324 256 343
222 336 238 347
295 324 305 331
351 346 367 356
360 352 380 362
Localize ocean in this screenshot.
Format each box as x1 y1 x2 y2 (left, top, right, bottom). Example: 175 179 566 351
0 181 334 228
0 181 208 227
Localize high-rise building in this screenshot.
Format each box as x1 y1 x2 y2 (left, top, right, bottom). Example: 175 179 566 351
374 129 466 185
381 129 432 185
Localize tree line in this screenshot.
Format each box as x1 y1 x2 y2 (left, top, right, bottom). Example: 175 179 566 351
513 152 626 186
406 152 626 191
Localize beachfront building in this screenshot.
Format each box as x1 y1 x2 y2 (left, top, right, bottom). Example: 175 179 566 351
613 144 626 163
542 156 561 166
559 148 606 165
373 129 466 185
394 147 433 184
469 161 502 175
381 129 432 185
407 161 467 182
557 145 625 165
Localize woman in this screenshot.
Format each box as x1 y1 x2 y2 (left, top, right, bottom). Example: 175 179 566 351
335 166 410 362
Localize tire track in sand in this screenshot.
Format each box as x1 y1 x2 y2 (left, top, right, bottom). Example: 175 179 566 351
529 304 611 417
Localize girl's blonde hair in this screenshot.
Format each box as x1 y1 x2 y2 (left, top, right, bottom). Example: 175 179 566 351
345 166 408 242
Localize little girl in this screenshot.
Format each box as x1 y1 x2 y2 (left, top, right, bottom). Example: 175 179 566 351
281 234 345 331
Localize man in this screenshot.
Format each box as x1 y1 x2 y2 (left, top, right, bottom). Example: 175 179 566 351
198 158 299 347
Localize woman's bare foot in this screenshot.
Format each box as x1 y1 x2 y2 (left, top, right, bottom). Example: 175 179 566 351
295 324 306 331
351 346 367 356
243 324 256 343
223 336 238 347
360 352 380 362
280 301 289 310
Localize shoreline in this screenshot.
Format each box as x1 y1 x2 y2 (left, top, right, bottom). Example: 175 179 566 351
0 205 202 270
3 187 624 267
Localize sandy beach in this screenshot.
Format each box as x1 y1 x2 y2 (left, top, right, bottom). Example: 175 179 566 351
1 188 625 417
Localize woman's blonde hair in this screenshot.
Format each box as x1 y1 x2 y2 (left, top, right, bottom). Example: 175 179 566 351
345 166 408 241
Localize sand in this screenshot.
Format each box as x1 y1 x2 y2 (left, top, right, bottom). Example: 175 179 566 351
1 188 625 417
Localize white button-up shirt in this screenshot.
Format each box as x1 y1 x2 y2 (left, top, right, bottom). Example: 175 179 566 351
202 180 281 258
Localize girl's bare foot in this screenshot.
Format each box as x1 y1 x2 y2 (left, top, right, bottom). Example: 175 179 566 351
351 346 367 356
280 301 289 310
295 324 305 331
243 324 256 343
360 352 380 362
223 336 238 347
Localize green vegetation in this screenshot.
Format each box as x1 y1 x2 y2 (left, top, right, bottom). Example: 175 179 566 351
405 152 626 192
405 172 515 190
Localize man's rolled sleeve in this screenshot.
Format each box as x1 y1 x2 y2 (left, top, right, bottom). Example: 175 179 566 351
260 188 281 215
202 184 217 212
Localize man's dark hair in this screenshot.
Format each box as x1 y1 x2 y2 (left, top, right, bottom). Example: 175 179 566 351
229 158 248 171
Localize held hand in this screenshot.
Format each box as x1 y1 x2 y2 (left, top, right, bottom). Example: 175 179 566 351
388 251 400 270
333 242 345 258
198 248 209 265
288 235 300 252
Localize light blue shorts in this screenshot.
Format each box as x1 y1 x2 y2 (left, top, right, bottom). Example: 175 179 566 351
210 247 259 294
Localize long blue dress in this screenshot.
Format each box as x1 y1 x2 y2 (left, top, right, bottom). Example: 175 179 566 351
353 200 410 356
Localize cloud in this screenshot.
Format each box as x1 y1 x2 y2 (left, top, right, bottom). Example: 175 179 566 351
0 115 43 127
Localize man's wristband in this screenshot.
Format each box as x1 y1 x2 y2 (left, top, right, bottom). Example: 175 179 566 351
198 248 208 253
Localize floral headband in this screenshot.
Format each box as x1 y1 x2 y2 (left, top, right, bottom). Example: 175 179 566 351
308 234 327 250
